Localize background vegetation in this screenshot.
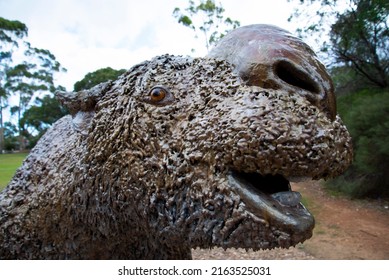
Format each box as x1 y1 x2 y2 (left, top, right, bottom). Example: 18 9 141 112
327 89 389 198
173 0 240 52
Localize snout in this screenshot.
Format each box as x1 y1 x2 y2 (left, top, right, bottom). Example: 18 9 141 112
208 24 336 121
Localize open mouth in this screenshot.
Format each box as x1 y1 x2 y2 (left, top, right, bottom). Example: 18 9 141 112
227 170 314 232
229 171 303 206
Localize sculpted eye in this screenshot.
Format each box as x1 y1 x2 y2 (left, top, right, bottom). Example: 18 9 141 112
150 87 166 102
144 85 174 106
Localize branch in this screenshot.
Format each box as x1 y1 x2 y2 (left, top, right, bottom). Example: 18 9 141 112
337 50 387 87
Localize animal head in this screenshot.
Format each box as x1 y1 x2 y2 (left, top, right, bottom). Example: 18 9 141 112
54 26 352 257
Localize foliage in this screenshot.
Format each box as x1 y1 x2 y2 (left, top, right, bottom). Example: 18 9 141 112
0 17 27 41
3 122 18 151
330 0 389 88
0 17 66 151
20 95 68 148
0 17 27 60
74 67 126 91
173 0 240 52
21 95 67 133
0 17 28 153
5 59 65 150
326 89 389 198
288 0 389 89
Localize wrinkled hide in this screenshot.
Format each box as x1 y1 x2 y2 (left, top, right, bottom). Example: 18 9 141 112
0 25 352 259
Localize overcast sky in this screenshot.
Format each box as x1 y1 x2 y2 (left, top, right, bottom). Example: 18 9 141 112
0 0 298 91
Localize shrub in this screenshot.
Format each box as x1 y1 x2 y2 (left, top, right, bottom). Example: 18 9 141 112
326 89 389 198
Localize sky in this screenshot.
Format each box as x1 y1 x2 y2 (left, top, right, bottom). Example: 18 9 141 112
0 0 299 91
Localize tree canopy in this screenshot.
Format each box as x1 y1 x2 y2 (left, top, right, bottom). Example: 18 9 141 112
173 0 240 52
74 67 126 91
0 17 66 151
0 17 27 49
288 0 389 89
20 95 68 149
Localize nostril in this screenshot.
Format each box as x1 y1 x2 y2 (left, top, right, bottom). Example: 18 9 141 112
275 60 320 94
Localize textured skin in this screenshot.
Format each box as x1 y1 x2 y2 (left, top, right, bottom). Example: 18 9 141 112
0 26 353 259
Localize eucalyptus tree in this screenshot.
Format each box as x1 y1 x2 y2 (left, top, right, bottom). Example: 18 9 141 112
288 0 389 88
0 17 27 152
173 0 240 52
0 17 65 151
74 67 126 91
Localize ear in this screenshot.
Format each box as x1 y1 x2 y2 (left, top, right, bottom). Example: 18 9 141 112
55 81 112 135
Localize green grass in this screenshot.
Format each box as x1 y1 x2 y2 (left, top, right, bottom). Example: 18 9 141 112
0 153 29 191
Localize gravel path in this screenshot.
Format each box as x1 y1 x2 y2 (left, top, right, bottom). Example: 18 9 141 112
192 247 314 260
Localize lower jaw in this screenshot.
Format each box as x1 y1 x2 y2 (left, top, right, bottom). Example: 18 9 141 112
226 171 315 243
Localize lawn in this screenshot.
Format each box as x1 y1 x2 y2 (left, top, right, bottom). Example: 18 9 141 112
0 152 29 191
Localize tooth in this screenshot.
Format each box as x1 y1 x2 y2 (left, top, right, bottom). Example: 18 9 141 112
271 191 302 207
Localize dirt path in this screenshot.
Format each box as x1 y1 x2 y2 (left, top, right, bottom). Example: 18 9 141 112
294 181 389 259
192 181 389 260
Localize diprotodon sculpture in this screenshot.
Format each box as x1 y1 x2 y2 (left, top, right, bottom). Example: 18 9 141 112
0 25 352 259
